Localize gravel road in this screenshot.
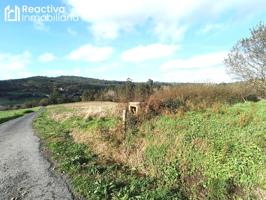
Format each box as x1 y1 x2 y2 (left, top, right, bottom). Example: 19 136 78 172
0 113 73 200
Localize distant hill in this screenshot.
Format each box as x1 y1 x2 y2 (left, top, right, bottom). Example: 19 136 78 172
0 76 125 107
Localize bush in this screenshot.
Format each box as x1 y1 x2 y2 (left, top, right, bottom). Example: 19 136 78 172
146 83 256 114
39 98 49 106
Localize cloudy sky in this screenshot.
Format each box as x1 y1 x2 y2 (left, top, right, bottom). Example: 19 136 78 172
0 0 265 82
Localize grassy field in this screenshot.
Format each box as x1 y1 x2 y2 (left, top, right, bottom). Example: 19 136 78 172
0 107 39 124
34 101 266 199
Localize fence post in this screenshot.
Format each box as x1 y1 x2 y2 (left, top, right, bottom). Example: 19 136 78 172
122 109 127 133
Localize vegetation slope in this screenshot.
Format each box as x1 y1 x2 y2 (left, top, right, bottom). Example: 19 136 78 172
0 108 38 124
34 101 266 199
0 76 125 107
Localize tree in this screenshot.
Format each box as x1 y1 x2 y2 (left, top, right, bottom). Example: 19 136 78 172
147 79 153 88
224 23 266 97
125 78 134 101
135 83 148 101
146 79 154 95
49 89 65 104
39 98 49 106
81 89 95 101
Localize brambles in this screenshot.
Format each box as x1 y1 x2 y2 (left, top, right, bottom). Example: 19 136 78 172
145 83 258 115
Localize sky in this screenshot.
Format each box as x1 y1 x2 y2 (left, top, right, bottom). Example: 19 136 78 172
0 0 265 82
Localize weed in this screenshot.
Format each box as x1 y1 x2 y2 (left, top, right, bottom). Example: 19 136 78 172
34 101 266 199
34 111 186 200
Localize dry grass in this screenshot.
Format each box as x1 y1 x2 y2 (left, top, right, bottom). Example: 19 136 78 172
71 126 147 172
48 101 126 122
46 101 147 172
145 83 254 114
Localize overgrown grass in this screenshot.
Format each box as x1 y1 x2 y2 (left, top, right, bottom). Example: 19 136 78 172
34 111 186 199
0 108 38 124
139 101 266 199
146 83 259 115
34 101 266 199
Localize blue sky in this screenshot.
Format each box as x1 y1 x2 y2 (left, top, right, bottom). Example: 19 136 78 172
0 0 265 82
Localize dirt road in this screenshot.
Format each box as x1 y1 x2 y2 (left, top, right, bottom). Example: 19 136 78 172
0 113 73 200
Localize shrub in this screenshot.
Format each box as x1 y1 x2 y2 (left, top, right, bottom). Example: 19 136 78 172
146 83 255 114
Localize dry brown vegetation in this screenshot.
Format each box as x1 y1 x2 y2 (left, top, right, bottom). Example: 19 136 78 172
146 83 258 115
46 102 149 173
48 101 125 122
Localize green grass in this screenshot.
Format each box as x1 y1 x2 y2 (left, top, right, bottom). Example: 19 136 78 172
34 101 266 199
0 107 39 124
34 111 186 200
139 101 266 199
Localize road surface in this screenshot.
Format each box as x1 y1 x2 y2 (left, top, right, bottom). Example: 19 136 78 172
0 113 73 200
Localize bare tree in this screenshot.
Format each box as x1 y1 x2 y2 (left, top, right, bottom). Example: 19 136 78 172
224 23 266 97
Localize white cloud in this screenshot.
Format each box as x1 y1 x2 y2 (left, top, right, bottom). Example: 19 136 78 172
200 24 223 34
160 52 227 70
160 52 231 83
91 22 120 40
65 0 265 40
121 43 179 63
0 51 31 70
0 51 32 80
154 25 187 42
38 53 56 62
162 67 231 83
67 44 113 62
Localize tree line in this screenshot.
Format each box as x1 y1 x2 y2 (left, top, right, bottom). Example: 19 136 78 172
17 79 158 108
